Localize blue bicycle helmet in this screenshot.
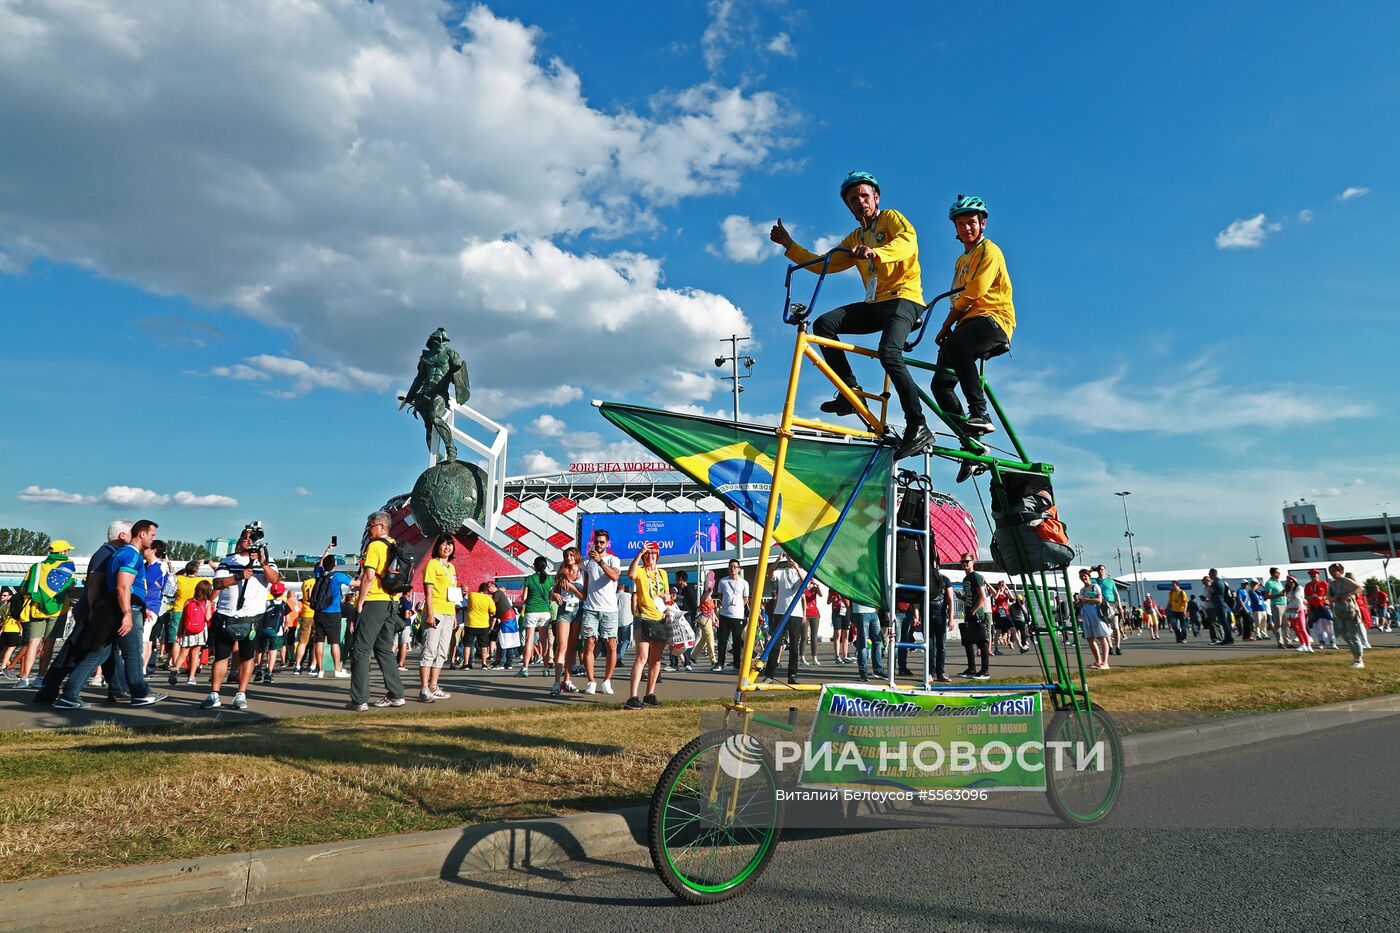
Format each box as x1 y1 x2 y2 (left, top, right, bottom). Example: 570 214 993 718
948 193 988 219
839 171 880 199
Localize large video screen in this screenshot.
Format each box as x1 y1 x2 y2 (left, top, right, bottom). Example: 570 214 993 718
578 512 727 561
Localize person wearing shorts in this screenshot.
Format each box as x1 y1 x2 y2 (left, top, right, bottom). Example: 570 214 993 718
463 583 495 669
579 528 622 695
418 533 458 702
623 542 668 709
518 556 554 676
204 526 282 711
294 573 316 672
306 553 354 679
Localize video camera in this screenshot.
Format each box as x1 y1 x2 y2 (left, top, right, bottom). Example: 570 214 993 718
242 521 268 557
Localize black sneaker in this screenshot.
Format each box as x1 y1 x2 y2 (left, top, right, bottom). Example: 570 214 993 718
964 412 995 436
264 672 275 685
956 460 988 484
897 668 915 677
623 696 643 710
955 669 976 679
642 693 661 707
819 389 860 416
894 423 933 460
786 675 799 685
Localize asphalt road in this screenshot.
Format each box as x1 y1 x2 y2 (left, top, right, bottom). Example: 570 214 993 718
7 629 1392 731
150 713 1400 933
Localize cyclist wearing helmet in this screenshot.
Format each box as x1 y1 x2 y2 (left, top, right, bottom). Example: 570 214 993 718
770 171 932 460
932 195 1016 455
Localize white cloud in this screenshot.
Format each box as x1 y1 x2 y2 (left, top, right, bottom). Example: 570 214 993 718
100 486 170 508
20 484 237 508
653 369 721 403
767 33 795 57
171 490 239 509
1001 366 1369 435
0 2 785 417
1296 209 1314 224
294 486 311 496
530 414 566 437
701 0 738 71
1336 186 1371 201
1214 213 1281 250
710 214 779 263
812 233 845 254
17 485 96 505
521 450 564 474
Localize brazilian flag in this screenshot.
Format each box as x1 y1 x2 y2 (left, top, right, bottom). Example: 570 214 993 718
25 553 77 618
597 402 891 609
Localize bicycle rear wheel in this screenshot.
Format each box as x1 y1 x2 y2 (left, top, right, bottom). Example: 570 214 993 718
1044 705 1123 826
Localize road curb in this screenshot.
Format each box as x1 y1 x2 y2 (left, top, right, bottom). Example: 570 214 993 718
5 693 1398 931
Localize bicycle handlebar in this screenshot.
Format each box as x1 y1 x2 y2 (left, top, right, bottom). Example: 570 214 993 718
782 247 852 325
903 287 964 351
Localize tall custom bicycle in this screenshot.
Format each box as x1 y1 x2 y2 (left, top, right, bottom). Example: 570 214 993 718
642 249 1122 903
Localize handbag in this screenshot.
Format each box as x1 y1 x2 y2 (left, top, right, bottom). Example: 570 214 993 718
224 617 256 641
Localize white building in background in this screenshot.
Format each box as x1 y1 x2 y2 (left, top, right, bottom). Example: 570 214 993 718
1281 501 1399 565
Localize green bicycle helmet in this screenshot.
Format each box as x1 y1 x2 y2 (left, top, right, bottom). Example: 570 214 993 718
948 193 988 219
839 170 880 199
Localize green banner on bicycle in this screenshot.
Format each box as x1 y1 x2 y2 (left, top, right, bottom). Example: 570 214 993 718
800 685 1046 791
596 402 891 609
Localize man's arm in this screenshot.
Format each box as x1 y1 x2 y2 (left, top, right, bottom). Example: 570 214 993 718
114 570 135 636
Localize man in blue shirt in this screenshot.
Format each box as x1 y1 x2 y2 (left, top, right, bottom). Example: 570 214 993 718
308 554 354 679
55 520 168 709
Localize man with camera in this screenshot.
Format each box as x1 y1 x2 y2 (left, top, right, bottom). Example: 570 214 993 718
203 522 282 710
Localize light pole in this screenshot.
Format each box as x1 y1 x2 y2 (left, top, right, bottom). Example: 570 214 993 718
716 336 754 560
1114 491 1142 607
715 335 754 425
1249 534 1262 565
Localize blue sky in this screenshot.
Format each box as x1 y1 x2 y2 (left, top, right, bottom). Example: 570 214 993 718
1 0 1395 568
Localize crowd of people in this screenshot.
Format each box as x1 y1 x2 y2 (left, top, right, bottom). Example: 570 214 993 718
1069 565 1390 671
3 517 1393 715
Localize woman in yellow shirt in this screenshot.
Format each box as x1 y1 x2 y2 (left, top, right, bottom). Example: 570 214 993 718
624 542 668 710
419 534 458 702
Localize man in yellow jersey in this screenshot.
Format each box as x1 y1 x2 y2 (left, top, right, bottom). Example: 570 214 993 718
770 171 932 460
348 510 406 711
932 195 1016 480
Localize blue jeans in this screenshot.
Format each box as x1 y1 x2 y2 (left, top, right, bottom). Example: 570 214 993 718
63 607 152 702
854 612 883 675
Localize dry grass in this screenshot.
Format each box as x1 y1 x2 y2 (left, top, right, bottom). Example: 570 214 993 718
2 649 1395 882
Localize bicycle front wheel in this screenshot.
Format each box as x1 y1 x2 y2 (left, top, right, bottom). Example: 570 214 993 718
648 729 782 904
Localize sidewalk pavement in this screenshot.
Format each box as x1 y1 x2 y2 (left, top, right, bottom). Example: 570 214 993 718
4 691 1398 932
5 630 1391 732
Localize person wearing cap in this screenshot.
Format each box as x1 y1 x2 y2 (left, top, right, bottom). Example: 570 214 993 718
13 539 78 689
932 195 1016 482
1303 568 1336 649
770 171 933 461
253 580 292 685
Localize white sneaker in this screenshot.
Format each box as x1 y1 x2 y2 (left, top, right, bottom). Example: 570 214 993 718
200 693 221 709
333 669 351 678
373 695 406 708
313 670 325 679
584 681 597 694
186 678 199 685
1349 660 1365 669
662 664 677 673
431 687 451 700
601 680 614 695
418 689 435 703
232 692 248 710
15 676 30 688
